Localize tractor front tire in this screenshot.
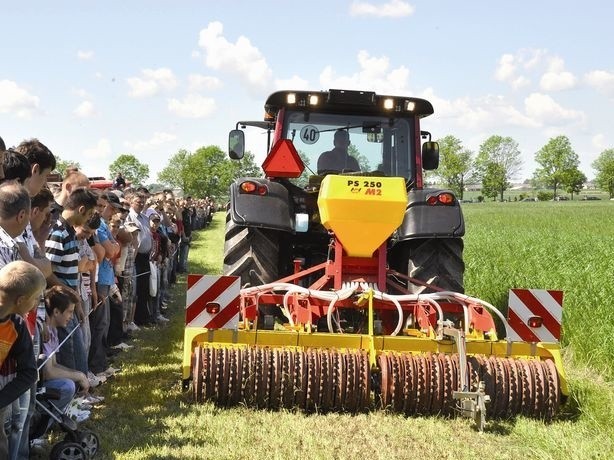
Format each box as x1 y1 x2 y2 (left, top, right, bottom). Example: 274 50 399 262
398 238 465 294
223 210 279 287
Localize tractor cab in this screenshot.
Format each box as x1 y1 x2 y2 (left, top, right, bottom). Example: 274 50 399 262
229 89 439 189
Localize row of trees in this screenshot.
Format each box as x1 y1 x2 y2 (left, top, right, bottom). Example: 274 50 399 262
54 136 614 201
434 134 610 201
55 146 261 199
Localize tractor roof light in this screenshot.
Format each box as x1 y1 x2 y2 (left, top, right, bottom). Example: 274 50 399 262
287 93 297 104
383 98 395 110
406 101 416 111
309 95 319 105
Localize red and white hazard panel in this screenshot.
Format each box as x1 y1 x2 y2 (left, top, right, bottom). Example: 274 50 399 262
507 289 563 343
185 275 240 330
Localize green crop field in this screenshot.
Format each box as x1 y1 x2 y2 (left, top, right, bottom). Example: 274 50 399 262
64 202 614 460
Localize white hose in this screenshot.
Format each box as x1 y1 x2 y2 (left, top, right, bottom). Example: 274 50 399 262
241 282 510 338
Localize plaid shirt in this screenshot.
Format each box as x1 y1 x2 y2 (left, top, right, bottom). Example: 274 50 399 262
0 225 20 268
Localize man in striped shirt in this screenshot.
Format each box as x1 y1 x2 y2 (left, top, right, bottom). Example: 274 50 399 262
46 188 98 374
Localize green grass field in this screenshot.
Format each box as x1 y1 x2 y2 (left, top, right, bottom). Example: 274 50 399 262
74 203 613 459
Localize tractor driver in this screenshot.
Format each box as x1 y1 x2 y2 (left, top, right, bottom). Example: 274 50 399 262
317 129 360 175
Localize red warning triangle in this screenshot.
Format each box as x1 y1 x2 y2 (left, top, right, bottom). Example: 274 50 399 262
261 139 305 178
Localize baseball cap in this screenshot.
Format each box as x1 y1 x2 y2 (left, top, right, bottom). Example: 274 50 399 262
124 222 140 233
102 192 123 210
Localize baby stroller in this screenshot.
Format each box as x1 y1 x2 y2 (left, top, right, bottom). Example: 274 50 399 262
29 385 100 459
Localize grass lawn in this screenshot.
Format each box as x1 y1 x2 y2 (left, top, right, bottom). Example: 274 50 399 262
70 206 613 459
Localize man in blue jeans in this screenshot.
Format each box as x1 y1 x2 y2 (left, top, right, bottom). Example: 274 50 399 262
45 188 98 377
178 197 193 273
89 193 121 375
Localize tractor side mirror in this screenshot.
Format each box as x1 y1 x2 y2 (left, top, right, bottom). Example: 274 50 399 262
422 141 439 170
228 130 245 160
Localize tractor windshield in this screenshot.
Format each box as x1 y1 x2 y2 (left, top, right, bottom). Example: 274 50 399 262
282 111 414 183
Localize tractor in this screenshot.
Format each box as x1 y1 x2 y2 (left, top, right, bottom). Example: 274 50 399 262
182 89 566 430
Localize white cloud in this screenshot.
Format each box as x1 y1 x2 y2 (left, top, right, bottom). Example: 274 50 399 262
539 56 576 91
83 138 112 160
0 80 40 118
77 50 94 60
168 94 216 118
72 88 91 98
421 88 538 130
126 68 178 98
191 50 201 59
511 76 531 90
540 71 577 91
74 100 96 118
584 70 614 97
524 93 585 126
187 74 222 92
494 48 550 89
592 134 608 151
350 0 414 17
198 21 272 90
320 50 410 94
125 131 177 151
274 75 310 90
495 54 516 82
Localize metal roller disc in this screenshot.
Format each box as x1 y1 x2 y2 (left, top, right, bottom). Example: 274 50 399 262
378 353 391 409
305 349 318 412
352 352 363 412
343 351 356 412
313 350 322 411
480 356 496 418
492 356 508 418
414 355 428 415
542 359 560 421
320 349 333 412
280 349 292 409
334 350 346 412
440 354 454 417
258 348 271 408
293 350 306 409
429 353 443 415
220 348 231 406
269 348 282 410
503 358 520 418
331 350 341 411
359 351 370 412
192 347 203 402
518 359 534 417
511 358 525 417
389 353 401 412
228 348 240 406
238 347 248 405
242 347 256 406
210 347 221 403
530 359 546 418
466 355 480 392
253 348 262 407
388 354 401 412
203 347 213 401
401 354 416 416
423 353 433 414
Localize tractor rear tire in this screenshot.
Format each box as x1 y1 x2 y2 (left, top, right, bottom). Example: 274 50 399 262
399 238 464 294
223 209 279 287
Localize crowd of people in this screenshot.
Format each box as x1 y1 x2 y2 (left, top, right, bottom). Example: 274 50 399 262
0 136 214 458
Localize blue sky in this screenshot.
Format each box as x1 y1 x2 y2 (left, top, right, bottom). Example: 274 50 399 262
1 0 613 182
